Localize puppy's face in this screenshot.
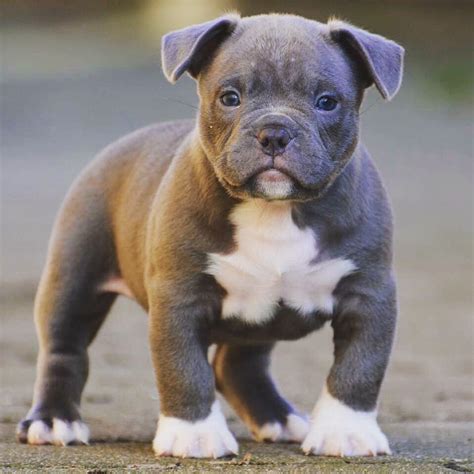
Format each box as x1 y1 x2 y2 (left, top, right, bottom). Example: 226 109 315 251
197 18 365 201
162 14 403 201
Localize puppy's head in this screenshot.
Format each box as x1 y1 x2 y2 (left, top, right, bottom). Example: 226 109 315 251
162 14 404 201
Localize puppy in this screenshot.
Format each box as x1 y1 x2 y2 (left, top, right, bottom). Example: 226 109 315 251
17 13 404 458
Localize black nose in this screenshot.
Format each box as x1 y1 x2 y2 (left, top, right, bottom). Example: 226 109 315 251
257 127 292 156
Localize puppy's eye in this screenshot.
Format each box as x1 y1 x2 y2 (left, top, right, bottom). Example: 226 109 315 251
316 95 338 111
220 91 241 107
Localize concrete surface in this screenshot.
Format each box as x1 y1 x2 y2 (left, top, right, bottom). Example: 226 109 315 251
1 1 473 472
0 432 473 472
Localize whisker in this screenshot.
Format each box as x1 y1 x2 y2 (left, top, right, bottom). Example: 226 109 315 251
159 97 199 110
360 97 383 115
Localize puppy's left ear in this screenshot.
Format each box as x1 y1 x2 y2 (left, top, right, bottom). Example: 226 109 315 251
161 14 240 83
329 20 404 100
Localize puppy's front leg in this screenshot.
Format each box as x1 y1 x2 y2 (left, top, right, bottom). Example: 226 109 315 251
149 293 238 458
303 275 396 457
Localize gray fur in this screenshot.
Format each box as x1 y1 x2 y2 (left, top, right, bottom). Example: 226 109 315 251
328 19 404 100
161 14 240 83
18 13 403 450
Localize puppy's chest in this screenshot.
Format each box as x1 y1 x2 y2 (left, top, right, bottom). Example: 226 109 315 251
206 202 355 324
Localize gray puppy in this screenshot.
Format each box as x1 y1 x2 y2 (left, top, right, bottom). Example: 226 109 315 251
17 13 404 458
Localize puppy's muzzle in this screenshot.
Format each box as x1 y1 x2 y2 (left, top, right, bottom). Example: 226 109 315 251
253 112 298 156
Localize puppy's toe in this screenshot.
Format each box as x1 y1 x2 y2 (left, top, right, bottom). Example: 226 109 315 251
253 412 310 443
24 420 53 445
302 385 390 457
153 400 238 458
253 421 283 442
17 419 34 444
302 425 390 457
51 419 90 446
282 413 310 442
17 418 89 446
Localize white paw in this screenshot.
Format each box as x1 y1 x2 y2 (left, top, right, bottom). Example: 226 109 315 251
153 401 238 458
254 413 310 443
27 419 89 446
302 385 391 457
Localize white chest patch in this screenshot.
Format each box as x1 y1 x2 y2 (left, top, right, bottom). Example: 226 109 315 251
206 200 355 324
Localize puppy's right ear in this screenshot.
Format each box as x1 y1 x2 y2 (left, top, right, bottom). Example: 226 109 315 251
161 14 240 83
328 19 404 100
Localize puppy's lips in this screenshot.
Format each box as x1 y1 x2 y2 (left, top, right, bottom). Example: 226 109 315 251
256 168 292 183
255 169 294 185
221 168 294 189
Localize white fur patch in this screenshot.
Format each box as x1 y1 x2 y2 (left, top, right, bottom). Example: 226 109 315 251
258 180 293 199
254 413 310 443
26 419 89 446
255 171 293 199
285 413 311 442
207 200 355 323
98 277 134 299
254 421 282 442
153 400 238 458
302 384 391 457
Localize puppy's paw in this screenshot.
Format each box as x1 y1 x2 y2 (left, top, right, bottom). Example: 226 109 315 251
302 386 390 457
17 418 90 446
253 413 310 443
153 401 238 458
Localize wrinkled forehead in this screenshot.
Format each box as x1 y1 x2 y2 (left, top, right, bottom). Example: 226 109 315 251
202 15 357 94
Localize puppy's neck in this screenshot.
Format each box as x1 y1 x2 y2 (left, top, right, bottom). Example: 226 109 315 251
184 133 240 223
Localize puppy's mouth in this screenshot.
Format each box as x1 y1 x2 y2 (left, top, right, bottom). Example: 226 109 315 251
255 168 293 184
241 168 296 200
220 165 301 200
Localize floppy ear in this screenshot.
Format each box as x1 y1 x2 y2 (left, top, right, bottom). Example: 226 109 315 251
328 20 404 100
161 14 240 83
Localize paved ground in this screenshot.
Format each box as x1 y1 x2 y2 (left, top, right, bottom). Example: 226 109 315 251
1 1 473 472
1 431 473 473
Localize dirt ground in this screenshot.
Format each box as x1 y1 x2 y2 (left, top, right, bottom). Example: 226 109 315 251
1 1 473 472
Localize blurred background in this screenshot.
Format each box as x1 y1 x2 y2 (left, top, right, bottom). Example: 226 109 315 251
1 0 473 444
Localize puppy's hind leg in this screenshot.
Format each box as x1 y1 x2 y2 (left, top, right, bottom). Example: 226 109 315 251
213 344 309 443
17 188 118 446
